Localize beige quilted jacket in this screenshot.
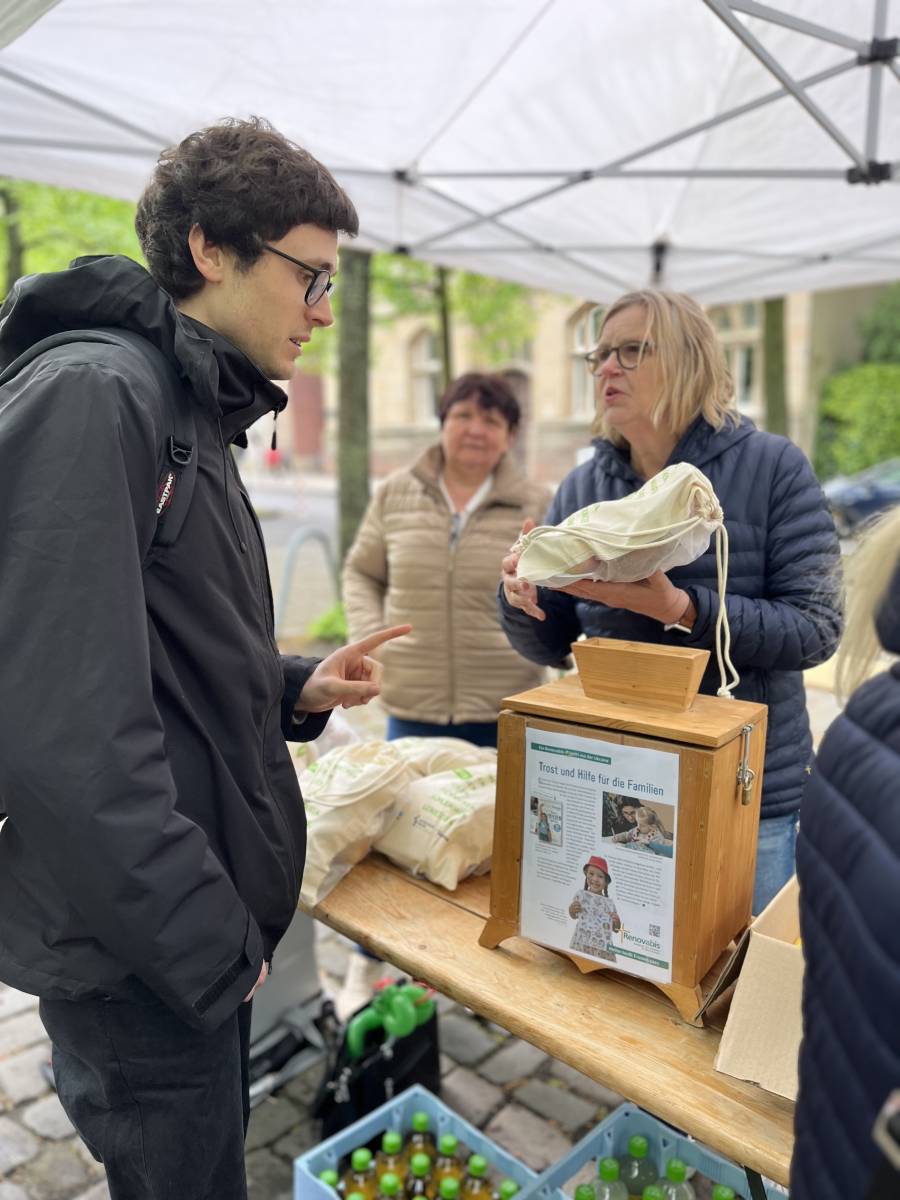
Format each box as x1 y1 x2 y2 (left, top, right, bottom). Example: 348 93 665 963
343 445 552 724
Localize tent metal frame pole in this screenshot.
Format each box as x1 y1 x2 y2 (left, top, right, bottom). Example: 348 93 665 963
409 58 856 249
703 0 867 168
0 135 159 156
0 64 166 147
728 1 867 53
866 0 889 160
388 176 634 292
693 225 900 298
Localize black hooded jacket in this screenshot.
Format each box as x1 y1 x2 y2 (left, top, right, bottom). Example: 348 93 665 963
0 255 327 1029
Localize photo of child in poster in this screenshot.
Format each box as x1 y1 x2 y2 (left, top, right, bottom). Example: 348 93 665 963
569 856 621 961
602 791 674 858
529 795 563 847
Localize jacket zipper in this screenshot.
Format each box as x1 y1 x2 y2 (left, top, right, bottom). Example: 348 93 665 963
225 449 300 891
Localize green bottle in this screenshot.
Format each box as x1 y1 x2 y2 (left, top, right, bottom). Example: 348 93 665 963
620 1135 658 1199
317 1168 340 1192
461 1154 491 1198
641 1189 665 1200
494 1181 520 1200
407 1151 435 1198
711 1188 736 1200
575 1187 596 1200
435 1132 463 1185
376 1130 405 1181
658 1159 695 1200
441 1179 463 1200
595 1157 628 1200
342 1147 378 1200
377 1172 402 1199
405 1109 437 1160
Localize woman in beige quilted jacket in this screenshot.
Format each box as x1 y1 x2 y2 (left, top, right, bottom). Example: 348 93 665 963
343 372 552 748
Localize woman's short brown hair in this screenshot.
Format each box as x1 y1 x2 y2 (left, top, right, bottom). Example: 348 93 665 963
135 116 359 299
592 289 737 444
438 372 521 432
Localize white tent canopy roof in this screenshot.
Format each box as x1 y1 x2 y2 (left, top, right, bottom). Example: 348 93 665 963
1 0 899 304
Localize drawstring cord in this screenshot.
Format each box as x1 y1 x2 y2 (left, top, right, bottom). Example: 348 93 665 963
714 523 740 698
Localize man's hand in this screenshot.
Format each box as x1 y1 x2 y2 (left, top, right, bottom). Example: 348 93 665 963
244 960 268 1002
297 624 412 713
501 518 546 621
558 569 694 627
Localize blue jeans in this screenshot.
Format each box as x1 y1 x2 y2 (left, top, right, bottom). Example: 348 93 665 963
40 978 252 1200
386 716 498 748
752 812 798 914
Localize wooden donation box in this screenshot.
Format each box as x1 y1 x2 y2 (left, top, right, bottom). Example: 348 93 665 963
480 639 767 1024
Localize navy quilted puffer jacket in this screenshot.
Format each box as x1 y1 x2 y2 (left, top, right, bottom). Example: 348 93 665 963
792 565 900 1199
500 415 842 817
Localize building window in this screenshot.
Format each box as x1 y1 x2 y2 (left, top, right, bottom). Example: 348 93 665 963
569 305 605 419
410 329 442 424
709 302 763 421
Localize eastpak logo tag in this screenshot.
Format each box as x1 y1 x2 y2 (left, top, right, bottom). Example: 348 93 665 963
156 470 176 517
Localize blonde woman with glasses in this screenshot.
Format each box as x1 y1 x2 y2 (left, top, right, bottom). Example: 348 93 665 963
501 289 842 913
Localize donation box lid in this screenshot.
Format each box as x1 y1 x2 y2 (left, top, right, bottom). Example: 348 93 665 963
502 674 765 750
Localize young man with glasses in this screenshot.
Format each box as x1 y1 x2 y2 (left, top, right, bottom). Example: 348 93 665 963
0 117 407 1200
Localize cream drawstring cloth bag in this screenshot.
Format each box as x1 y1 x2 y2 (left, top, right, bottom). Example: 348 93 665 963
515 461 740 697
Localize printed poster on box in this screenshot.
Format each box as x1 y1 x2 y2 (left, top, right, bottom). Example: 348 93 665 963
520 725 678 984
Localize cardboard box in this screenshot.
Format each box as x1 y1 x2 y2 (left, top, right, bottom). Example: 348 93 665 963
698 875 803 1101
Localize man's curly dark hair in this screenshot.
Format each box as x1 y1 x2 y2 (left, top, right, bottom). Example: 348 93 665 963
135 116 359 299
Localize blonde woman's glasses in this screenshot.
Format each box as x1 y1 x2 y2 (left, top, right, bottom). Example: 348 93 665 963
584 340 653 374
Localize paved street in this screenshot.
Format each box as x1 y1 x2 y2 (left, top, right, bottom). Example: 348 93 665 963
0 468 837 1198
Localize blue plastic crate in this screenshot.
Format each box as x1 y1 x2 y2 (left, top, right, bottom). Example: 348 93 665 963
294 1082 569 1200
517 1103 788 1200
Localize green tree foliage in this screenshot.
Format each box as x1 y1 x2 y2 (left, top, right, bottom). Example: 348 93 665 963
858 282 900 364
814 363 900 479
0 178 142 297
370 252 536 374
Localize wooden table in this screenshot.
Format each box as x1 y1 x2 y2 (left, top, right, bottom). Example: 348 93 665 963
306 855 794 1189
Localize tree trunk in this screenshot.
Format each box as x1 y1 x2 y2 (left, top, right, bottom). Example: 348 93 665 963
0 182 25 298
763 297 788 437
337 248 372 565
435 265 453 390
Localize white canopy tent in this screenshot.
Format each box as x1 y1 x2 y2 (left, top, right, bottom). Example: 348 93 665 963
1 0 899 304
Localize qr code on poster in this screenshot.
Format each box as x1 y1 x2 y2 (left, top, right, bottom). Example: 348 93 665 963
649 924 661 937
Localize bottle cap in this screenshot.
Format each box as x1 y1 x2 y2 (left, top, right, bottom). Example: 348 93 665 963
438 1133 459 1155
628 1134 649 1158
598 1157 620 1182
467 1154 488 1177
382 1130 403 1155
642 1188 665 1200
380 1173 401 1197
410 1152 432 1177
440 1179 461 1199
498 1182 520 1199
574 1187 596 1200
347 1194 366 1200
666 1158 687 1183
318 1168 339 1187
711 1188 736 1200
411 1110 431 1133
351 1148 373 1171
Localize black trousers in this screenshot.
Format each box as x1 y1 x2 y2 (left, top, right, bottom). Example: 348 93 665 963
40 979 252 1200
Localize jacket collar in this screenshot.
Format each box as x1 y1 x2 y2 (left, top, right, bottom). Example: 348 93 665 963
590 412 758 485
179 317 287 444
411 443 531 507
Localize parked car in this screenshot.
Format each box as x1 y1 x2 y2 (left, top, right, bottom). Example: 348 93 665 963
822 458 900 536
